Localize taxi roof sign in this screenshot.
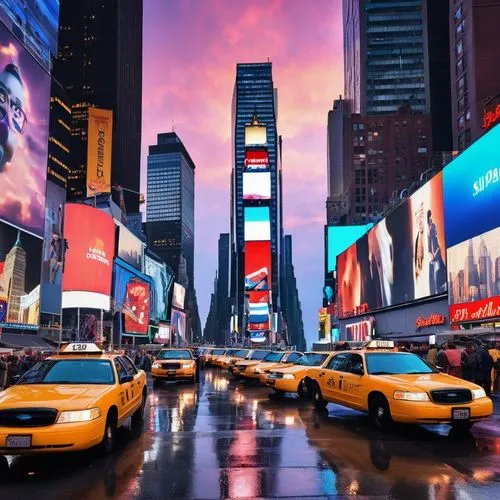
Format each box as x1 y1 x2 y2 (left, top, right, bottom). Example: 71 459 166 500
365 340 395 349
61 343 103 354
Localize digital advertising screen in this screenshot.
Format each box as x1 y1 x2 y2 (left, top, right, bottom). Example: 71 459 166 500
245 123 267 146
245 241 271 292
171 309 187 344
123 280 150 335
326 224 373 276
247 301 269 326
172 282 186 309
40 180 65 315
0 0 59 72
144 255 173 321
443 124 500 249
244 150 269 172
62 204 116 310
244 207 270 241
249 332 267 343
0 221 42 328
0 23 51 237
337 172 447 318
243 172 271 200
117 224 143 271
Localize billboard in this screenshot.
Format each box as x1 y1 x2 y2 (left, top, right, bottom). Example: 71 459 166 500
171 309 186 344
245 241 271 291
86 107 113 197
244 207 270 241
244 150 269 172
326 224 373 276
249 332 267 343
245 123 266 146
144 255 173 322
243 172 271 200
338 172 446 318
0 222 42 328
172 282 185 309
0 0 59 72
0 23 51 237
40 180 65 314
123 280 150 335
62 204 116 311
117 225 143 271
447 226 500 323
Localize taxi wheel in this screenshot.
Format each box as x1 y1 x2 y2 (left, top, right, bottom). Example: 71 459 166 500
131 391 146 427
298 379 309 399
312 385 328 410
369 395 392 430
99 411 117 455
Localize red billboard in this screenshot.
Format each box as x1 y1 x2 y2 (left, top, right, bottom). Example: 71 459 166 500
123 280 150 335
244 150 269 171
62 204 115 296
245 242 271 291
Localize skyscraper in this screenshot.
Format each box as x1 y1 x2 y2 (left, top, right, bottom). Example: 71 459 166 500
145 132 200 343
55 0 143 211
3 231 27 323
231 62 282 344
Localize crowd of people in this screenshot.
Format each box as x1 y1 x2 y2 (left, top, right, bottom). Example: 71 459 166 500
0 353 49 390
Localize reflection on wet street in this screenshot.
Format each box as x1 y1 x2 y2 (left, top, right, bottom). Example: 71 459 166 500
1 369 499 499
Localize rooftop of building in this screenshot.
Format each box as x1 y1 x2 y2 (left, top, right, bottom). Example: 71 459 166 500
148 132 196 171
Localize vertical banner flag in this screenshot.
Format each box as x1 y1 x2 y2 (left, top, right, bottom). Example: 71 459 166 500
86 107 113 197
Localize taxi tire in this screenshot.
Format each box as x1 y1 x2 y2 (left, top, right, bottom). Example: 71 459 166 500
131 391 146 427
369 394 392 430
99 411 117 455
312 384 328 410
298 379 309 399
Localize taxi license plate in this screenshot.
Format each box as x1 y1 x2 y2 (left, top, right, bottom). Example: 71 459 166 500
167 370 176 376
452 408 470 420
266 379 275 386
6 435 32 448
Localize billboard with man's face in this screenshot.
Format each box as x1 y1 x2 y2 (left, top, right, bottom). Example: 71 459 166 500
0 23 51 237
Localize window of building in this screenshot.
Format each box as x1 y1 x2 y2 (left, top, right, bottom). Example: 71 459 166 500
456 39 463 57
465 109 471 122
457 75 467 95
454 5 463 22
456 20 465 38
458 114 465 129
417 147 427 154
456 57 465 75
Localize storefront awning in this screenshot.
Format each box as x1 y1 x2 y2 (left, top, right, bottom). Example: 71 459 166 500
0 333 56 350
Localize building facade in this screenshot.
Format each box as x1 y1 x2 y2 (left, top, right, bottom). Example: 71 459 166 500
55 0 143 211
449 0 500 151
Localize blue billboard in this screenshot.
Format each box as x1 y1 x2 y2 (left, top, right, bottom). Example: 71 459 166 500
443 124 500 248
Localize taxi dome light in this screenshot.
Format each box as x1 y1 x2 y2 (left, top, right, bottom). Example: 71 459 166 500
61 343 103 354
365 340 394 349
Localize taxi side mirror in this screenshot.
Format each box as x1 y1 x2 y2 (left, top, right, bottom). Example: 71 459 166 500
352 364 364 376
120 374 134 384
435 365 445 373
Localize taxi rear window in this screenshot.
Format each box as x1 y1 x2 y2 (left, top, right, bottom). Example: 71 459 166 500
365 353 436 375
157 350 192 360
17 360 115 385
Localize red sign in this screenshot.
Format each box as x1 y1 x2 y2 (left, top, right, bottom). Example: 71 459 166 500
247 290 269 304
247 322 269 332
415 314 446 329
245 241 271 292
482 104 500 130
244 150 269 168
124 280 150 334
450 296 500 324
62 204 116 296
345 317 375 342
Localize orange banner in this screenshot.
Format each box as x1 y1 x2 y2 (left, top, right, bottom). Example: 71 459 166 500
86 107 113 197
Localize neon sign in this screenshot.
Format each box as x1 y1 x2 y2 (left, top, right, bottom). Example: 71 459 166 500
482 104 500 130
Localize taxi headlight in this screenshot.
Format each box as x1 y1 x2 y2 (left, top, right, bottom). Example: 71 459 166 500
57 408 101 424
282 373 295 380
393 391 430 402
182 363 193 369
254 368 262 374
152 362 161 369
472 388 487 400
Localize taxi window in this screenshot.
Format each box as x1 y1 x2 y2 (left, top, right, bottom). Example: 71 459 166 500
120 356 138 375
286 352 302 363
295 353 328 366
366 353 436 375
114 358 125 379
157 350 192 360
250 351 271 360
345 354 364 373
327 353 350 372
263 352 285 362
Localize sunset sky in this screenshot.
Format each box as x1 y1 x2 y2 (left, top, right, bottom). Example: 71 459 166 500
142 0 344 347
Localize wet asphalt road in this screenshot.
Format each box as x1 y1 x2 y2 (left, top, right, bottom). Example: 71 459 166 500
0 368 499 500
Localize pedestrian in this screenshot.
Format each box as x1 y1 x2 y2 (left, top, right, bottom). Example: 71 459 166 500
488 343 500 394
443 343 462 378
0 357 7 390
477 344 494 397
436 345 449 371
427 344 438 366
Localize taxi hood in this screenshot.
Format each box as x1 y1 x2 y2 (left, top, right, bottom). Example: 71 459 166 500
270 365 305 374
377 373 480 392
236 359 263 367
0 385 114 411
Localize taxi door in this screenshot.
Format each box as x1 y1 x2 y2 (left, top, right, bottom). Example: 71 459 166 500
319 353 350 403
338 353 366 410
120 356 143 411
114 358 134 420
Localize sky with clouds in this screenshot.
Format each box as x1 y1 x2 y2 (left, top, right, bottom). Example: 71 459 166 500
142 0 343 347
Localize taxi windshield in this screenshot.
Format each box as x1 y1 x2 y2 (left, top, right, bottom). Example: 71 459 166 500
263 352 285 362
250 350 271 360
295 353 328 366
17 360 115 385
212 349 226 355
366 353 437 375
157 350 192 360
234 349 249 358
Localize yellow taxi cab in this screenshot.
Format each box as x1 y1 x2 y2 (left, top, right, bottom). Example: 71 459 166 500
232 349 273 377
0 342 147 455
212 348 239 368
265 352 333 396
151 348 197 383
206 348 227 366
198 347 214 367
305 340 493 430
249 351 303 382
217 349 251 370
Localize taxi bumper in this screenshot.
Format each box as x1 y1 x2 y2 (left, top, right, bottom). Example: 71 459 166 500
390 397 493 424
0 418 104 454
265 377 299 393
152 367 196 380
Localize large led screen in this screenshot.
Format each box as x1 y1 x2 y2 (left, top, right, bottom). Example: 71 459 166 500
0 24 51 237
245 241 271 291
62 204 116 310
172 282 186 309
247 291 270 330
144 255 173 322
326 224 373 276
447 226 500 323
40 180 65 315
443 124 500 249
338 172 446 318
245 124 266 146
243 172 271 200
171 309 187 344
244 150 269 172
0 221 42 328
244 207 270 241
0 0 59 72
117 225 143 271
123 280 150 335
